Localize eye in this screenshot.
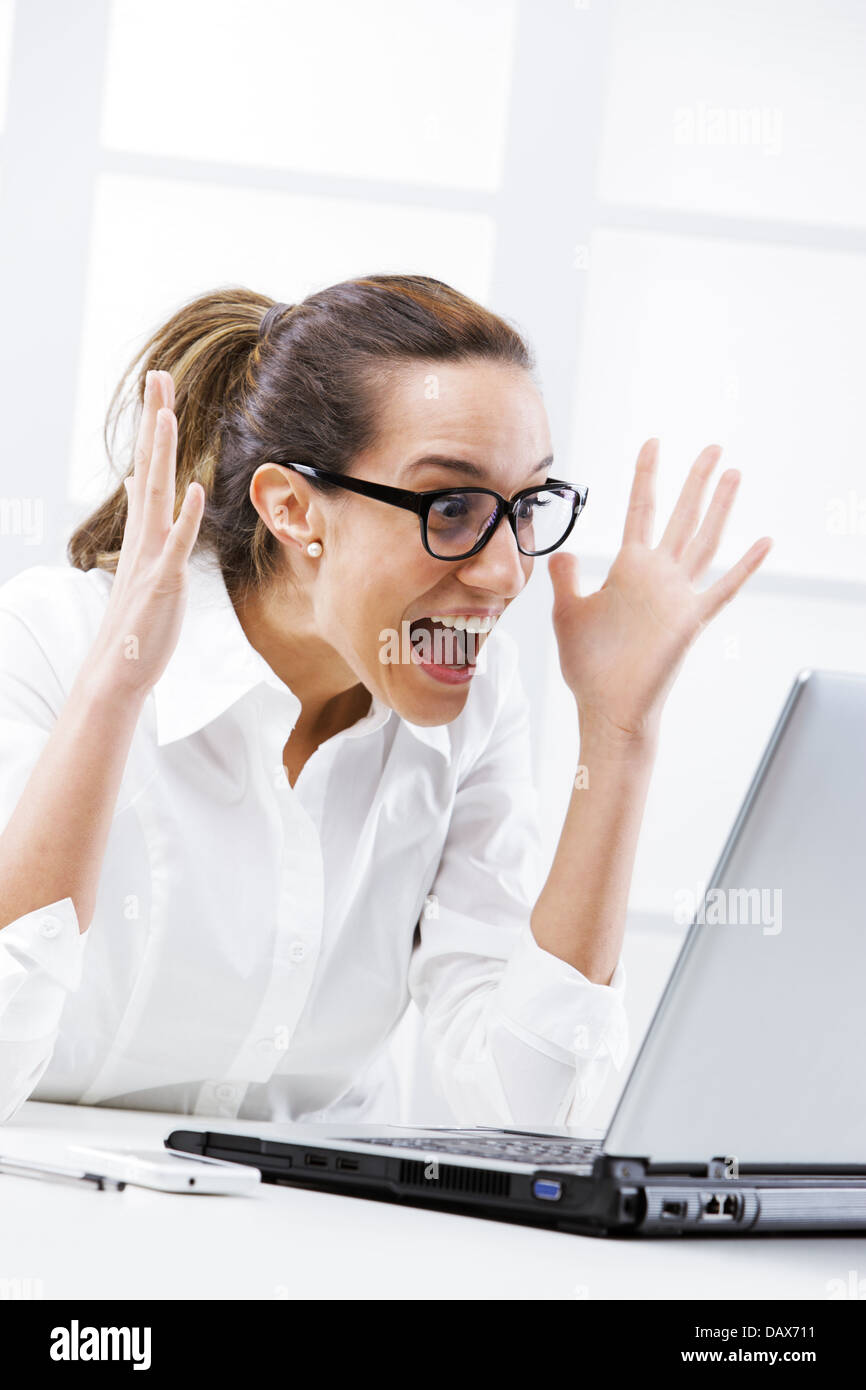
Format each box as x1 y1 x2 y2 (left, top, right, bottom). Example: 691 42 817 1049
436 496 469 520
516 493 551 519
428 494 474 527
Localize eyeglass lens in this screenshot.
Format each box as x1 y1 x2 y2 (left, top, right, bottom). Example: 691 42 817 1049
425 487 577 558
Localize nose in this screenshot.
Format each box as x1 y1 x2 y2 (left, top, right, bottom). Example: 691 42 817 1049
453 510 531 597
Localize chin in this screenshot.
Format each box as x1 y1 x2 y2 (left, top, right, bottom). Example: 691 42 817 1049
386 668 476 725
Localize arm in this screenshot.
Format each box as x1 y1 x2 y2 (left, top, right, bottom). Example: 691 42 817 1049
0 370 202 934
407 636 629 1131
409 443 769 1130
0 369 203 1124
532 438 772 984
0 608 143 1124
0 637 146 933
530 717 656 986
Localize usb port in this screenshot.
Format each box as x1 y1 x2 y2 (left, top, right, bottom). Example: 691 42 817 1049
304 1153 328 1168
336 1157 359 1172
662 1199 686 1218
533 1178 563 1202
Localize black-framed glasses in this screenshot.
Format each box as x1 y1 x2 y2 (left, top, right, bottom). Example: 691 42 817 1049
280 462 588 561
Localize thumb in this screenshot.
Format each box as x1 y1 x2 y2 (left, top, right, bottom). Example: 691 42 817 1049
548 550 580 612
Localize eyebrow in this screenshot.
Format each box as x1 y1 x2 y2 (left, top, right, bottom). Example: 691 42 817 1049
402 453 554 484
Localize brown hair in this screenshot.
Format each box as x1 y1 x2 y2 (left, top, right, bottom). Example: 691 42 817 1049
67 275 537 602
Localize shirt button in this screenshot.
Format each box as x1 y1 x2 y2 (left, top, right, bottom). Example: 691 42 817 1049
288 941 306 963
215 1083 238 1102
39 914 63 939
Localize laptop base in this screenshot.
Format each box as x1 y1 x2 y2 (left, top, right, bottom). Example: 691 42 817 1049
168 1127 866 1238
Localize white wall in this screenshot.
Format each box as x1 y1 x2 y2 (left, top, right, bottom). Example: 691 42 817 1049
0 0 863 1128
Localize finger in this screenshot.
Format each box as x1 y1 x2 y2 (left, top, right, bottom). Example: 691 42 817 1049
548 549 581 614
699 537 773 623
126 370 163 533
681 468 741 580
140 407 177 550
657 444 722 559
116 476 136 566
163 481 205 570
622 438 659 546
158 370 175 411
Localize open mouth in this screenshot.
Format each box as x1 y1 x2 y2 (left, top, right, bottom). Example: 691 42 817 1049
407 614 497 680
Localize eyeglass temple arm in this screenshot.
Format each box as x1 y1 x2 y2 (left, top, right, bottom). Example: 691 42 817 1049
283 462 424 515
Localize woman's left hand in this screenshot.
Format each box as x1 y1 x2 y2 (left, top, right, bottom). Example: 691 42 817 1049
548 438 773 744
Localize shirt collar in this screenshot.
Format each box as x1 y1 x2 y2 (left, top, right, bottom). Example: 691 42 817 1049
151 549 450 760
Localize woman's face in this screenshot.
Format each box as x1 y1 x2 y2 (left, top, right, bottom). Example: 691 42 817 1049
271 361 554 727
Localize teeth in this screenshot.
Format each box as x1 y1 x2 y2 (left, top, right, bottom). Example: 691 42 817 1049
429 614 497 632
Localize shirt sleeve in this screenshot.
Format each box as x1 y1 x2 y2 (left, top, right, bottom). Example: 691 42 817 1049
407 635 629 1131
0 604 90 1124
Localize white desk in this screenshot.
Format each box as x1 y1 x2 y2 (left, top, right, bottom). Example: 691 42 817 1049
1 1101 863 1300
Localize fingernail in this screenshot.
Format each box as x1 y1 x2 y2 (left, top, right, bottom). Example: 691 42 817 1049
144 370 154 400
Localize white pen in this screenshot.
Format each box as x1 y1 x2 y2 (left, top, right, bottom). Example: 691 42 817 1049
0 1154 126 1191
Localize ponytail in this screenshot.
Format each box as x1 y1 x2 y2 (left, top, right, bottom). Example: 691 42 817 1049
67 286 271 574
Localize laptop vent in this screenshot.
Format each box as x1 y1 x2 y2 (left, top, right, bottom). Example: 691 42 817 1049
398 1159 511 1198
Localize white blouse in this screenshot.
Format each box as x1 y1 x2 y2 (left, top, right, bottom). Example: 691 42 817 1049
0 550 628 1130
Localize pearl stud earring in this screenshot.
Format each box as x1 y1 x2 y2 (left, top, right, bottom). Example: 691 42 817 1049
306 540 323 557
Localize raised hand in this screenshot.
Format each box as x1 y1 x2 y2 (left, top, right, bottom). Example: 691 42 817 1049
548 438 772 742
89 371 206 695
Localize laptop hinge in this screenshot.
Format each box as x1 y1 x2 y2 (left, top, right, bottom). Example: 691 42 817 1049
592 1154 649 1180
596 1154 738 1180
707 1154 740 1179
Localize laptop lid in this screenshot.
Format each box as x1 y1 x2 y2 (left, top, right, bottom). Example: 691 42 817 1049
602 669 866 1167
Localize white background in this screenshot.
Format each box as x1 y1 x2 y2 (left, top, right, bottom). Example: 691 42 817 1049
0 0 864 1127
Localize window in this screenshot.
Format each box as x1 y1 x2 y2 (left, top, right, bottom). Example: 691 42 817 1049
1 0 863 1126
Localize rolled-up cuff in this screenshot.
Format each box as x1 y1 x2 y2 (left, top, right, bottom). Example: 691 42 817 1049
0 896 87 1001
493 922 629 1070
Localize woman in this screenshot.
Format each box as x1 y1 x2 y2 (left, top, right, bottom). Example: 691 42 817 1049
0 276 770 1130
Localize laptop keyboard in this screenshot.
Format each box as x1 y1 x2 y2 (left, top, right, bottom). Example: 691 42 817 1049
348 1133 604 1165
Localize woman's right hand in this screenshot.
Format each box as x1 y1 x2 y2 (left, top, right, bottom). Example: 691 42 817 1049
89 370 206 697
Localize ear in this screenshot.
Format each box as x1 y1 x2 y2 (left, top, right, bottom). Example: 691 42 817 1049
249 462 320 551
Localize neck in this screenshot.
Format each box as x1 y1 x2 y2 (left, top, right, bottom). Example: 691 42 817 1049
232 571 370 742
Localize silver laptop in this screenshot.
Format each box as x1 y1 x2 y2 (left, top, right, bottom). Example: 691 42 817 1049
168 669 866 1236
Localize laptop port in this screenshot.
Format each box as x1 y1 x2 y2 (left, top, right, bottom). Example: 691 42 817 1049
336 1157 359 1172
703 1192 738 1219
304 1153 328 1169
661 1199 687 1218
533 1178 563 1201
